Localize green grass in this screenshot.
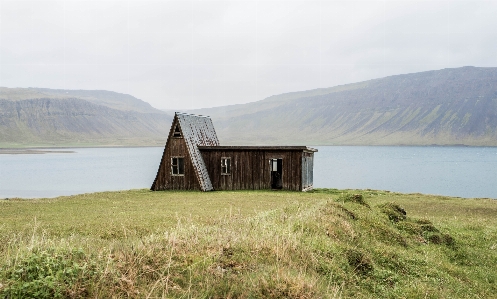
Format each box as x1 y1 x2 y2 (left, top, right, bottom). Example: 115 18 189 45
1 189 496 298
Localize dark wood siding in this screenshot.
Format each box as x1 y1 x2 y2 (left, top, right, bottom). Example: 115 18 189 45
152 121 201 191
201 149 304 191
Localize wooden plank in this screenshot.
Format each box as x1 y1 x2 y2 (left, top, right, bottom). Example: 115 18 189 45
182 147 315 191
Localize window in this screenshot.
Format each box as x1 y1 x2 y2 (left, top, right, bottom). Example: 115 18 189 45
221 157 231 175
173 125 182 137
171 157 185 175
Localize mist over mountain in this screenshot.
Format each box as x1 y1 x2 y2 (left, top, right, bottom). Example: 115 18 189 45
1 66 496 147
190 66 497 146
0 88 160 113
0 88 172 147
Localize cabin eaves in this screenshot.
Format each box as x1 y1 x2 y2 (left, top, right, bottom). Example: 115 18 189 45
198 146 317 152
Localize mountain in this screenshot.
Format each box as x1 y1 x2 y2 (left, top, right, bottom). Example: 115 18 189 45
0 88 159 113
2 67 496 147
0 88 173 147
189 66 497 146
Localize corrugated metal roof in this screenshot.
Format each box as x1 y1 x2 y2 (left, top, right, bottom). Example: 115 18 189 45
176 112 219 191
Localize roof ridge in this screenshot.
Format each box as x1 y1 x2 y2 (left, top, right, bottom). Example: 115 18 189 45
175 111 211 118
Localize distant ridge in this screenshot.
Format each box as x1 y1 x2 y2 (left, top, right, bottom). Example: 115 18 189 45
0 88 173 147
0 87 160 113
2 67 496 147
189 66 497 146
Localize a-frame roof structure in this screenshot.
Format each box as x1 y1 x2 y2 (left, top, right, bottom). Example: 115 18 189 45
175 112 219 191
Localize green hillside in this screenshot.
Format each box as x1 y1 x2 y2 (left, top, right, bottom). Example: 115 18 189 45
0 87 159 113
1 189 496 298
2 66 497 147
191 66 497 146
0 88 173 147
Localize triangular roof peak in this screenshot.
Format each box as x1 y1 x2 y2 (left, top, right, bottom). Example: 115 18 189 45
174 112 219 146
174 112 219 191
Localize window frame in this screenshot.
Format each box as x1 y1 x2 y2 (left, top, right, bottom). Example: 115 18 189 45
172 124 182 138
221 157 231 175
171 157 185 176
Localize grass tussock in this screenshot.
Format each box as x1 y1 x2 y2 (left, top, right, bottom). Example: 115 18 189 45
1 189 496 298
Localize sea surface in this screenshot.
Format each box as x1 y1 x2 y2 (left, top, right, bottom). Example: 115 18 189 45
0 146 496 199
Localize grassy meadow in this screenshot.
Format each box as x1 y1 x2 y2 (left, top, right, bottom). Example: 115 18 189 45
0 189 496 298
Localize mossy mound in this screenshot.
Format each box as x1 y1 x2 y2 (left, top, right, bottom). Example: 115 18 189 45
1 189 496 298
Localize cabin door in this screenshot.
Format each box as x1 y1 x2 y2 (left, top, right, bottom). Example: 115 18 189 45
270 158 283 189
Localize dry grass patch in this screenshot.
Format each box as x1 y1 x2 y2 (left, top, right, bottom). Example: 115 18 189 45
1 189 496 298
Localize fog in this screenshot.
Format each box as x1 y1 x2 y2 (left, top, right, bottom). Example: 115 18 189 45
1 0 496 110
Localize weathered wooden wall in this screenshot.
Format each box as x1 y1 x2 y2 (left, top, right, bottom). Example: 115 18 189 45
201 149 305 191
301 152 314 191
151 120 201 191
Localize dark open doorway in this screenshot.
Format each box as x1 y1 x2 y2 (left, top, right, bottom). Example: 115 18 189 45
270 158 283 189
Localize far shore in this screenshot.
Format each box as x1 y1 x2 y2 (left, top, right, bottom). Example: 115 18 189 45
0 145 165 154
0 149 76 155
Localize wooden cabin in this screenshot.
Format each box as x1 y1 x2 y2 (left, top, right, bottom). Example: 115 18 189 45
151 112 317 192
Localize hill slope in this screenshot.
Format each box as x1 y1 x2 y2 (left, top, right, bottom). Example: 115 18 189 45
0 87 159 113
2 67 496 147
0 88 173 147
1 189 496 298
191 66 497 145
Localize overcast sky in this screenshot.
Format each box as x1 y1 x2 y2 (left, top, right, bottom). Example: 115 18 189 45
1 1 496 110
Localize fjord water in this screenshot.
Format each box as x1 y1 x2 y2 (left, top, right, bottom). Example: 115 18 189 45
313 146 497 199
0 146 496 199
0 147 164 199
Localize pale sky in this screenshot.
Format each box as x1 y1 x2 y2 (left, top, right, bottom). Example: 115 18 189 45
1 0 496 110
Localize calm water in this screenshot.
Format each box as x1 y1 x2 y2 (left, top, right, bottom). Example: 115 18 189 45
0 147 164 199
0 146 496 199
313 146 497 199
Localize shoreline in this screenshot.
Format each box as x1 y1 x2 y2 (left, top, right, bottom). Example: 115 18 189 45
2 188 495 201
0 145 165 154
0 149 76 155
1 143 496 150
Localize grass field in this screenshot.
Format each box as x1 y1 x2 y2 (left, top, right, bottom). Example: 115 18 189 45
1 189 496 298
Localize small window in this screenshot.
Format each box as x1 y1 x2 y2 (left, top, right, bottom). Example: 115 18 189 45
173 125 182 137
221 157 231 175
171 157 185 175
